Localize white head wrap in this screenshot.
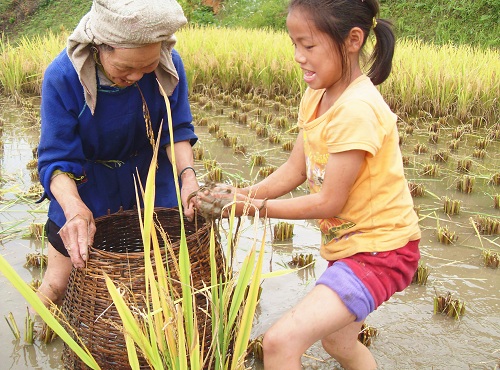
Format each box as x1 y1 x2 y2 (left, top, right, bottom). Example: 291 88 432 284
67 0 187 114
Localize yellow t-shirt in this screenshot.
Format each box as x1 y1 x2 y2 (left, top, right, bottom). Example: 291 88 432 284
298 75 421 261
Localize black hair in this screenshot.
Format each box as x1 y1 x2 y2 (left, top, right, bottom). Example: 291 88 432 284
288 0 395 85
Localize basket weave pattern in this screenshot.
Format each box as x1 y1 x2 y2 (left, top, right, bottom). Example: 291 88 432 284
61 207 223 370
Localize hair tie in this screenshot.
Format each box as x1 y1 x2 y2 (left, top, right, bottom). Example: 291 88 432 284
372 17 378 29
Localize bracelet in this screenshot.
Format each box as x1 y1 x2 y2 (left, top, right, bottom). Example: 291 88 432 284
179 166 196 179
258 198 268 211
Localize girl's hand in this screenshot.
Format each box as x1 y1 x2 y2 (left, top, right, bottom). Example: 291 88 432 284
59 206 96 268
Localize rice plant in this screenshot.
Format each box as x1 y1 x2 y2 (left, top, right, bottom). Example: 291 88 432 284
258 166 277 178
420 163 439 177
456 175 475 194
5 312 21 340
436 225 458 245
457 159 472 173
414 143 428 154
443 197 461 215
494 194 499 209
289 253 315 268
411 264 430 286
434 292 466 320
408 182 425 197
472 215 499 235
25 252 47 268
250 154 266 166
282 140 294 152
488 173 500 186
273 221 294 241
431 150 449 162
482 250 499 269
358 323 378 347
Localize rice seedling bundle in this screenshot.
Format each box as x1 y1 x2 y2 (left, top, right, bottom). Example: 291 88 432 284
434 292 466 319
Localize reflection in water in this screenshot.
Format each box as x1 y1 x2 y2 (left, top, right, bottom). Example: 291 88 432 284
1 97 499 369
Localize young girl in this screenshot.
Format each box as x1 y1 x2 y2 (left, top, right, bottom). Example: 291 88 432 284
196 0 421 368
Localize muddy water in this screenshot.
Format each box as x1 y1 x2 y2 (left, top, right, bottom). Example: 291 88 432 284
0 95 499 369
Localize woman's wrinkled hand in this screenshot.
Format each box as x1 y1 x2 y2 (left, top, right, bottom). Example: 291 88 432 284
59 208 96 268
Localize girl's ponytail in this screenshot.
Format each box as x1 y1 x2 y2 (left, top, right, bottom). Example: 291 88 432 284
368 17 396 85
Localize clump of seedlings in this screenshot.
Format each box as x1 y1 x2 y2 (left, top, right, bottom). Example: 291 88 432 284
203 159 218 171
434 291 466 320
268 131 281 144
241 103 252 113
420 163 439 177
472 149 486 159
222 135 238 147
448 139 460 151
26 159 38 169
431 150 449 162
457 159 472 173
38 307 59 344
443 196 461 215
233 144 247 155
25 184 44 199
282 140 294 152
411 263 430 285
274 221 294 240
263 113 274 124
255 124 269 138
203 101 214 110
436 225 458 244
399 133 408 145
469 116 485 129
208 122 220 133
475 137 490 150
402 156 411 166
25 252 47 268
237 113 248 124
289 253 315 268
456 175 475 194
451 126 465 140
482 250 499 268
408 182 425 197
358 323 378 347
405 125 414 135
206 167 223 182
472 215 499 235
488 173 500 186
258 166 277 178
494 194 499 209
413 143 428 154
248 334 264 362
250 154 266 166
428 132 439 144
274 116 289 129
29 223 45 239
216 129 228 140
193 146 205 160
287 125 300 134
30 170 39 182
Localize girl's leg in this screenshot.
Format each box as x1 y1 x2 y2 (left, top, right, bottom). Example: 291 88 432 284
262 284 356 370
322 320 377 370
36 243 73 307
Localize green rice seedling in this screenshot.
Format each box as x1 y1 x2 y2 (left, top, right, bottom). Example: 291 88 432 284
411 263 430 286
432 150 449 162
255 124 269 138
448 139 460 151
413 143 428 154
207 167 223 182
273 221 294 241
5 312 21 340
25 308 35 344
428 132 439 144
408 182 425 197
208 122 220 133
203 158 218 171
282 140 294 152
475 138 490 150
233 144 247 155
258 166 277 178
488 173 500 186
26 158 37 169
457 175 475 193
250 154 266 166
434 292 466 320
472 215 499 235
25 252 47 268
472 149 486 159
494 194 499 209
457 159 472 173
420 163 439 177
289 253 315 268
443 197 461 215
436 225 458 244
482 250 499 268
358 323 378 347
268 131 281 144
193 146 204 160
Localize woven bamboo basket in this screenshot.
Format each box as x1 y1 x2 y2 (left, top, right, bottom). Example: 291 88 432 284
61 207 224 370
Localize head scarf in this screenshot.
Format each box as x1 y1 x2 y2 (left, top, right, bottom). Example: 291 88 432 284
67 0 187 114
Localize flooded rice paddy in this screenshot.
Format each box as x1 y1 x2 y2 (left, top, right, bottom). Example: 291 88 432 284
0 93 499 369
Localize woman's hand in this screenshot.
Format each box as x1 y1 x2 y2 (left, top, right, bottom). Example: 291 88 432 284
59 205 96 268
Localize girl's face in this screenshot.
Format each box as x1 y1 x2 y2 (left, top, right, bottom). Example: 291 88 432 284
99 42 161 87
286 8 344 94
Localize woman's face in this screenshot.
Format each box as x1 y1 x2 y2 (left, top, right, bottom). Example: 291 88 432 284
98 42 161 87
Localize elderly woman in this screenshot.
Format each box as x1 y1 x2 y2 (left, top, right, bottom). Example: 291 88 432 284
36 0 198 306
